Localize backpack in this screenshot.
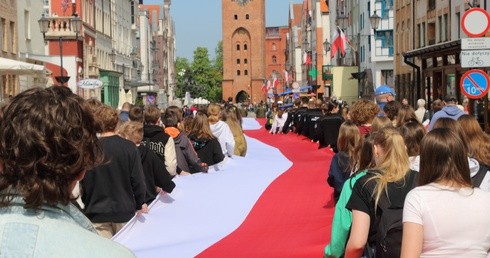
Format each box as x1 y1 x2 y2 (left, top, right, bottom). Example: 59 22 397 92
472 164 489 188
366 170 418 258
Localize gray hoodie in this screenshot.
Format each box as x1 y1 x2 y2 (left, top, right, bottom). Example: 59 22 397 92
428 105 465 131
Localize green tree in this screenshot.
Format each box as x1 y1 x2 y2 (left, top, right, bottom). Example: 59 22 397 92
210 41 223 102
191 47 213 99
175 57 193 99
175 41 223 103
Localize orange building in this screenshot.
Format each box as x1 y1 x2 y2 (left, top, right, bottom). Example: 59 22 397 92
222 0 266 104
265 26 289 95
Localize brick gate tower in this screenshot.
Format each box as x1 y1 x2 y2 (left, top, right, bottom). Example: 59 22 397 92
222 0 265 104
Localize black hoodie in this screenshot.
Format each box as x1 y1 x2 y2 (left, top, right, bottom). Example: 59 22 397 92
189 134 224 167
142 124 170 159
138 145 175 203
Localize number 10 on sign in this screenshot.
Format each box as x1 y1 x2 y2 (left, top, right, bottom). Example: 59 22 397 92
460 69 490 99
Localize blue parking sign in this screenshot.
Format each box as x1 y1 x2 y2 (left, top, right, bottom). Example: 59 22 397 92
460 69 490 99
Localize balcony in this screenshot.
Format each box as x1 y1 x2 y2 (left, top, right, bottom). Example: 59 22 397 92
42 16 81 40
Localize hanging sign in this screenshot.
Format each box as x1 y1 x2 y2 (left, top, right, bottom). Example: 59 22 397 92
460 69 490 99
77 79 104 89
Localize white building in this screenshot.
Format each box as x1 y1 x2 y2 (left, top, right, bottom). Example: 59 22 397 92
17 0 48 92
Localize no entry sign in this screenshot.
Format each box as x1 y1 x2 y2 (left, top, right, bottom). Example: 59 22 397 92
462 8 490 37
460 69 490 99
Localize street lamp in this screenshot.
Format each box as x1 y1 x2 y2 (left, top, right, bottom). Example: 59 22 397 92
323 39 331 53
38 14 82 86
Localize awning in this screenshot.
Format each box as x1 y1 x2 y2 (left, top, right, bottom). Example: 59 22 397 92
0 57 45 75
402 40 460 58
125 80 154 88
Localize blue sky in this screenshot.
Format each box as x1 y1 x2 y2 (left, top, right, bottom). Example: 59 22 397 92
143 0 298 60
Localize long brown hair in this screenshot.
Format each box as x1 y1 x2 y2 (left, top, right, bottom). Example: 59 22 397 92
223 107 244 136
337 120 363 172
419 128 472 187
189 111 215 140
432 117 470 156
398 120 426 157
458 115 490 165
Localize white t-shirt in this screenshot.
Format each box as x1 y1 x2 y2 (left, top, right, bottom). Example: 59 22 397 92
403 183 490 257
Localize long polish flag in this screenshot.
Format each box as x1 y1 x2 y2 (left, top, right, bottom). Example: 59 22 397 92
113 119 293 257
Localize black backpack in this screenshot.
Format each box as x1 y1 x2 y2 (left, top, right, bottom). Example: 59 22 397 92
366 170 418 258
472 164 489 188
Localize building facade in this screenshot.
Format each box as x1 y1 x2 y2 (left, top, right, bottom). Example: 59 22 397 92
222 0 266 104
0 0 18 100
17 0 46 93
397 0 490 130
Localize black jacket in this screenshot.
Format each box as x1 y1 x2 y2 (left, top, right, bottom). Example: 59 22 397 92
81 135 146 223
138 145 175 203
189 135 224 167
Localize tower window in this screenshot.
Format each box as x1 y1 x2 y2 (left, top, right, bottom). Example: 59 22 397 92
272 55 277 64
237 59 240 64
272 43 276 51
237 70 241 76
246 14 249 19
234 14 238 20
244 70 248 76
244 58 248 64
244 44 248 50
236 44 240 51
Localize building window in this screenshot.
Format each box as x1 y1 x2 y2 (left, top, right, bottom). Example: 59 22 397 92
244 58 248 64
237 59 240 64
456 12 460 39
1 19 5 52
234 14 238 20
246 14 249 19
10 22 15 53
368 35 371 51
244 44 247 50
237 70 241 76
272 55 277 64
272 43 276 51
417 23 421 48
24 10 30 40
236 44 240 51
444 14 448 41
244 70 248 76
438 16 442 43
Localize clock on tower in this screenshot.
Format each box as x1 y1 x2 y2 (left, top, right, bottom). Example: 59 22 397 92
236 0 250 6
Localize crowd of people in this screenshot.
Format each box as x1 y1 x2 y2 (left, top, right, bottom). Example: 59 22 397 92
263 86 490 257
0 87 249 256
1 84 489 257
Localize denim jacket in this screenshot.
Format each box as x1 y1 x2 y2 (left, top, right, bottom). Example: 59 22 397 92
0 195 135 258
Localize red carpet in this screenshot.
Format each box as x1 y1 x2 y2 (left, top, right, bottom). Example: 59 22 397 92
198 118 335 258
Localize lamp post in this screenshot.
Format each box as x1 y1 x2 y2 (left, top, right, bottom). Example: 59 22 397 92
38 14 82 86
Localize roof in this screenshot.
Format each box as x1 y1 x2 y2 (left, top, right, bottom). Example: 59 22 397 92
320 0 329 13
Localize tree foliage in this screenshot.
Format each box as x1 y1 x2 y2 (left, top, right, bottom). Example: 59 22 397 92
174 41 223 102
